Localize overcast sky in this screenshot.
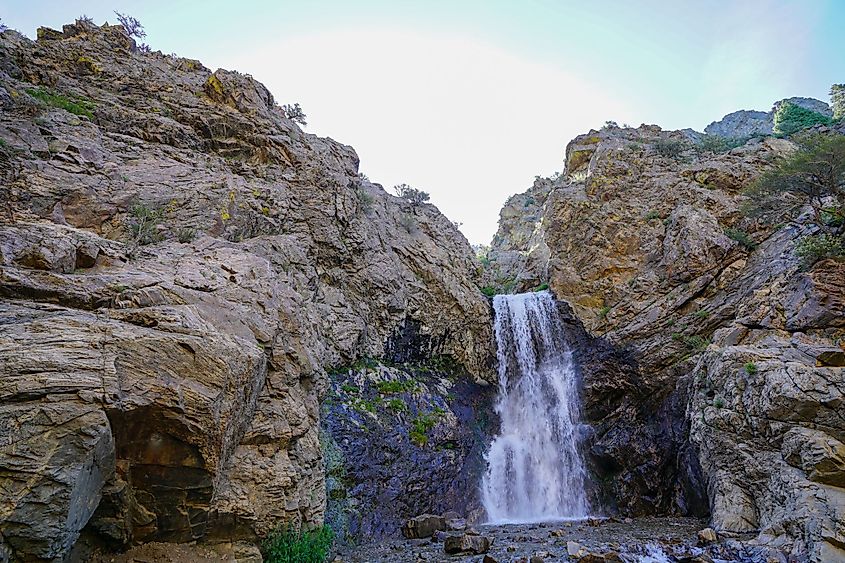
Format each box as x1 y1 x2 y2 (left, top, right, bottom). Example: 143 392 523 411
5 0 844 243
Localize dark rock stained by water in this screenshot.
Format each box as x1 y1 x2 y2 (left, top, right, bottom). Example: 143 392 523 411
553 301 710 518
320 360 497 544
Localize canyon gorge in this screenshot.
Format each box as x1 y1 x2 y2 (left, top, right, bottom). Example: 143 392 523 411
1 19 844 563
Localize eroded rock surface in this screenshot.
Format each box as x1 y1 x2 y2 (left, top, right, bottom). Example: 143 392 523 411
0 21 492 561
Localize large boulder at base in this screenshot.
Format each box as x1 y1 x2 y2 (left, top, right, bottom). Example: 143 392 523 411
444 533 491 554
401 514 447 539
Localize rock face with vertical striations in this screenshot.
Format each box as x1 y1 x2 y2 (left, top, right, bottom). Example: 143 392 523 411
486 121 845 560
0 21 493 561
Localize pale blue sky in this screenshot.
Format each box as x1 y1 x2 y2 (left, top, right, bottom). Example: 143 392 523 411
3 1 844 243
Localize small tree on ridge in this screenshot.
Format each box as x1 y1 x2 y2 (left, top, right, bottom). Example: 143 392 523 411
392 184 430 209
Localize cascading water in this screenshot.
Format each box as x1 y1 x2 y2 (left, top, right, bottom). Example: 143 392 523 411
481 291 589 523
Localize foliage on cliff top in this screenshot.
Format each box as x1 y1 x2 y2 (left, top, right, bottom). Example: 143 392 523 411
745 132 845 228
392 183 430 208
262 525 334 563
282 103 307 126
114 11 150 52
697 134 750 154
773 102 833 136
746 132 845 267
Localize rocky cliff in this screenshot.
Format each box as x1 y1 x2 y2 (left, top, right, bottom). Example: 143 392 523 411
487 122 845 561
704 97 833 138
0 21 493 561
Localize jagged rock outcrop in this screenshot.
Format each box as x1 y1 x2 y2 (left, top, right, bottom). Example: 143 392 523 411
482 177 554 293
487 122 844 560
704 97 833 138
0 21 493 561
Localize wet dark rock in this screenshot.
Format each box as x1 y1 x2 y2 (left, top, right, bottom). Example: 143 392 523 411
322 362 497 544
553 300 710 518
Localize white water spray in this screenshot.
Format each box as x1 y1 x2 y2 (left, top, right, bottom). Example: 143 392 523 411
481 291 589 523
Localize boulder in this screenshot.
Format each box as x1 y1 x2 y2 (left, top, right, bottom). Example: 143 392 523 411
697 527 718 545
401 515 447 539
443 533 491 554
567 540 587 558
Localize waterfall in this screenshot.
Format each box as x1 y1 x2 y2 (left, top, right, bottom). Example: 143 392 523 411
481 291 589 523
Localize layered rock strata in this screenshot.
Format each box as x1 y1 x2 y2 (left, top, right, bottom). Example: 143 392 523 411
0 21 492 561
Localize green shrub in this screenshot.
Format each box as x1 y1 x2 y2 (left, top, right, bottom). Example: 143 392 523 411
398 213 417 234
26 87 95 119
351 356 378 371
653 138 688 158
698 134 749 153
339 384 359 394
127 203 164 246
744 133 845 227
724 227 756 250
356 186 375 214
684 335 709 352
821 206 845 228
694 310 710 320
744 362 758 375
262 525 334 563
281 103 307 126
645 210 662 221
177 227 196 243
475 244 492 267
773 102 832 136
597 306 611 319
480 286 496 297
795 234 845 267
376 380 417 394
713 397 725 409
533 282 549 292
409 410 444 447
392 184 430 207
386 398 407 413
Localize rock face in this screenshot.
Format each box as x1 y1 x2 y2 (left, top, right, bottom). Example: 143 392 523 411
0 21 492 561
486 122 845 560
482 177 554 293
704 97 832 138
323 361 496 543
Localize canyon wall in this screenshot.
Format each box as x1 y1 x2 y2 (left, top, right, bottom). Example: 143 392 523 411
487 121 845 561
0 22 493 561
